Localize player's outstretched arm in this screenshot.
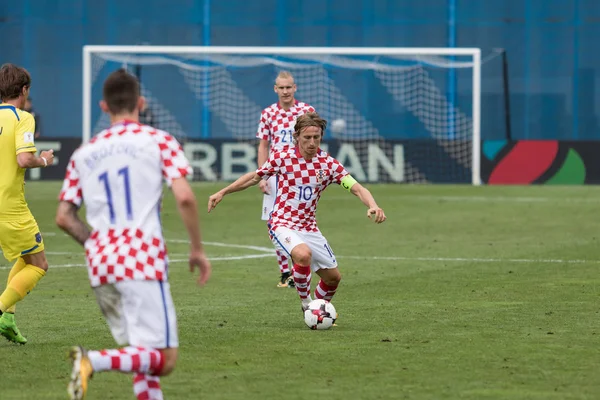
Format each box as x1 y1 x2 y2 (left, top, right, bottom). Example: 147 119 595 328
349 183 387 224
55 201 91 246
207 171 262 213
17 149 54 169
171 177 211 286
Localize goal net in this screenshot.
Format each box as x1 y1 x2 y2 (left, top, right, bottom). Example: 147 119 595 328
83 46 481 184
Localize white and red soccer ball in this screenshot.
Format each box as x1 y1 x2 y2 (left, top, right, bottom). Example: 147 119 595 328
303 299 337 330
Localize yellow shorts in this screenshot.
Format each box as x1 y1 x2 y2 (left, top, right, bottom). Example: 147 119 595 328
0 218 45 262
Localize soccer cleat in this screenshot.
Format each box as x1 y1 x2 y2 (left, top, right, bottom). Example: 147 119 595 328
286 274 295 288
68 345 93 400
277 271 295 288
332 312 339 327
0 313 28 344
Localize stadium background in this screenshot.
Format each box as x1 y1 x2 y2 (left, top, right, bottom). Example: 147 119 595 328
0 0 597 143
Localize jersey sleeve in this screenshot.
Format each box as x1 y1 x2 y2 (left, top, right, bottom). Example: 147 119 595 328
256 151 283 178
256 110 271 141
15 112 37 154
59 158 83 207
330 157 349 184
156 132 192 186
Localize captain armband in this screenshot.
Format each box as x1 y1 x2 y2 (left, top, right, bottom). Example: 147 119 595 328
340 175 358 192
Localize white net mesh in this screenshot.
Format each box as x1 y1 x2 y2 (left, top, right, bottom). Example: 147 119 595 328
87 50 480 183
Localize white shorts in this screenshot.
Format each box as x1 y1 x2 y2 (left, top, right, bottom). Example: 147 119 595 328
269 226 338 273
94 280 179 349
261 176 278 221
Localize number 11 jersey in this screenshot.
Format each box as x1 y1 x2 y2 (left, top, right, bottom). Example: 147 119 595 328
59 120 192 287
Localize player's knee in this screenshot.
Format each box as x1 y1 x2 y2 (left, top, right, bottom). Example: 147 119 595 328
156 348 178 376
293 249 312 266
331 272 342 286
159 361 176 376
36 258 49 272
23 254 48 271
324 271 341 286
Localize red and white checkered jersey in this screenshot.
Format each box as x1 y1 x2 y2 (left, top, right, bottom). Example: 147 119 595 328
59 120 192 287
256 147 349 232
256 101 315 153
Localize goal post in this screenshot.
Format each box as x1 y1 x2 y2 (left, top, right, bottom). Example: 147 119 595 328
83 45 482 185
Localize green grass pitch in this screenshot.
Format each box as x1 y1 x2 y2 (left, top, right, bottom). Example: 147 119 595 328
2 181 600 399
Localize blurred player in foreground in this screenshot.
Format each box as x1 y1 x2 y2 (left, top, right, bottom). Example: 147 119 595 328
257 71 315 288
209 112 386 317
56 69 211 400
0 63 55 344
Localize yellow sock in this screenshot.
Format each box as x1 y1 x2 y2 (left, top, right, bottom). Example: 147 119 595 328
5 258 26 313
0 264 45 313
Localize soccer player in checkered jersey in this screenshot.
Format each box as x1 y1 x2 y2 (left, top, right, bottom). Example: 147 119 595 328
56 69 212 400
257 71 315 288
209 112 386 317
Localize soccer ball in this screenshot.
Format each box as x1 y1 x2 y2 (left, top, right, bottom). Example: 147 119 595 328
303 299 337 330
330 119 346 134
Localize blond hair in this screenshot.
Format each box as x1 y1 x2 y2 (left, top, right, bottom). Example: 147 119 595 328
275 71 294 84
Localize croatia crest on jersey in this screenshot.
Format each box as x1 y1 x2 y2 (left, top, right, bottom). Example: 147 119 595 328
317 169 326 183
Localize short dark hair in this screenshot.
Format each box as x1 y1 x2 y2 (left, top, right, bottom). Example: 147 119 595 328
0 64 31 101
293 112 327 143
103 69 140 114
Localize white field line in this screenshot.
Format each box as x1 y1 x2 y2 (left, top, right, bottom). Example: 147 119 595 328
31 238 274 253
2 253 599 270
41 252 600 265
2 238 599 269
339 255 600 264
168 239 274 253
325 195 600 204
0 254 275 270
415 195 600 203
1 240 275 256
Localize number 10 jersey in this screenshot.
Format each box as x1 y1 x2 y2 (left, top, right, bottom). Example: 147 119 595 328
256 147 349 233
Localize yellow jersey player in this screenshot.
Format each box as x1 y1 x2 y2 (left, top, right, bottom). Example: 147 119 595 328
0 63 55 344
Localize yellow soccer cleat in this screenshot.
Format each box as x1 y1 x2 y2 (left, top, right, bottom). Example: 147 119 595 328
68 346 93 400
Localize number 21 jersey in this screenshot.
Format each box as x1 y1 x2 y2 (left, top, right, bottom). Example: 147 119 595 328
256 101 315 153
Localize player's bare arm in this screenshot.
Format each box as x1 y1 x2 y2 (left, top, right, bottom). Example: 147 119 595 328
171 177 211 286
257 139 270 194
16 149 54 168
257 139 269 167
349 182 387 224
208 171 262 213
55 201 91 246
